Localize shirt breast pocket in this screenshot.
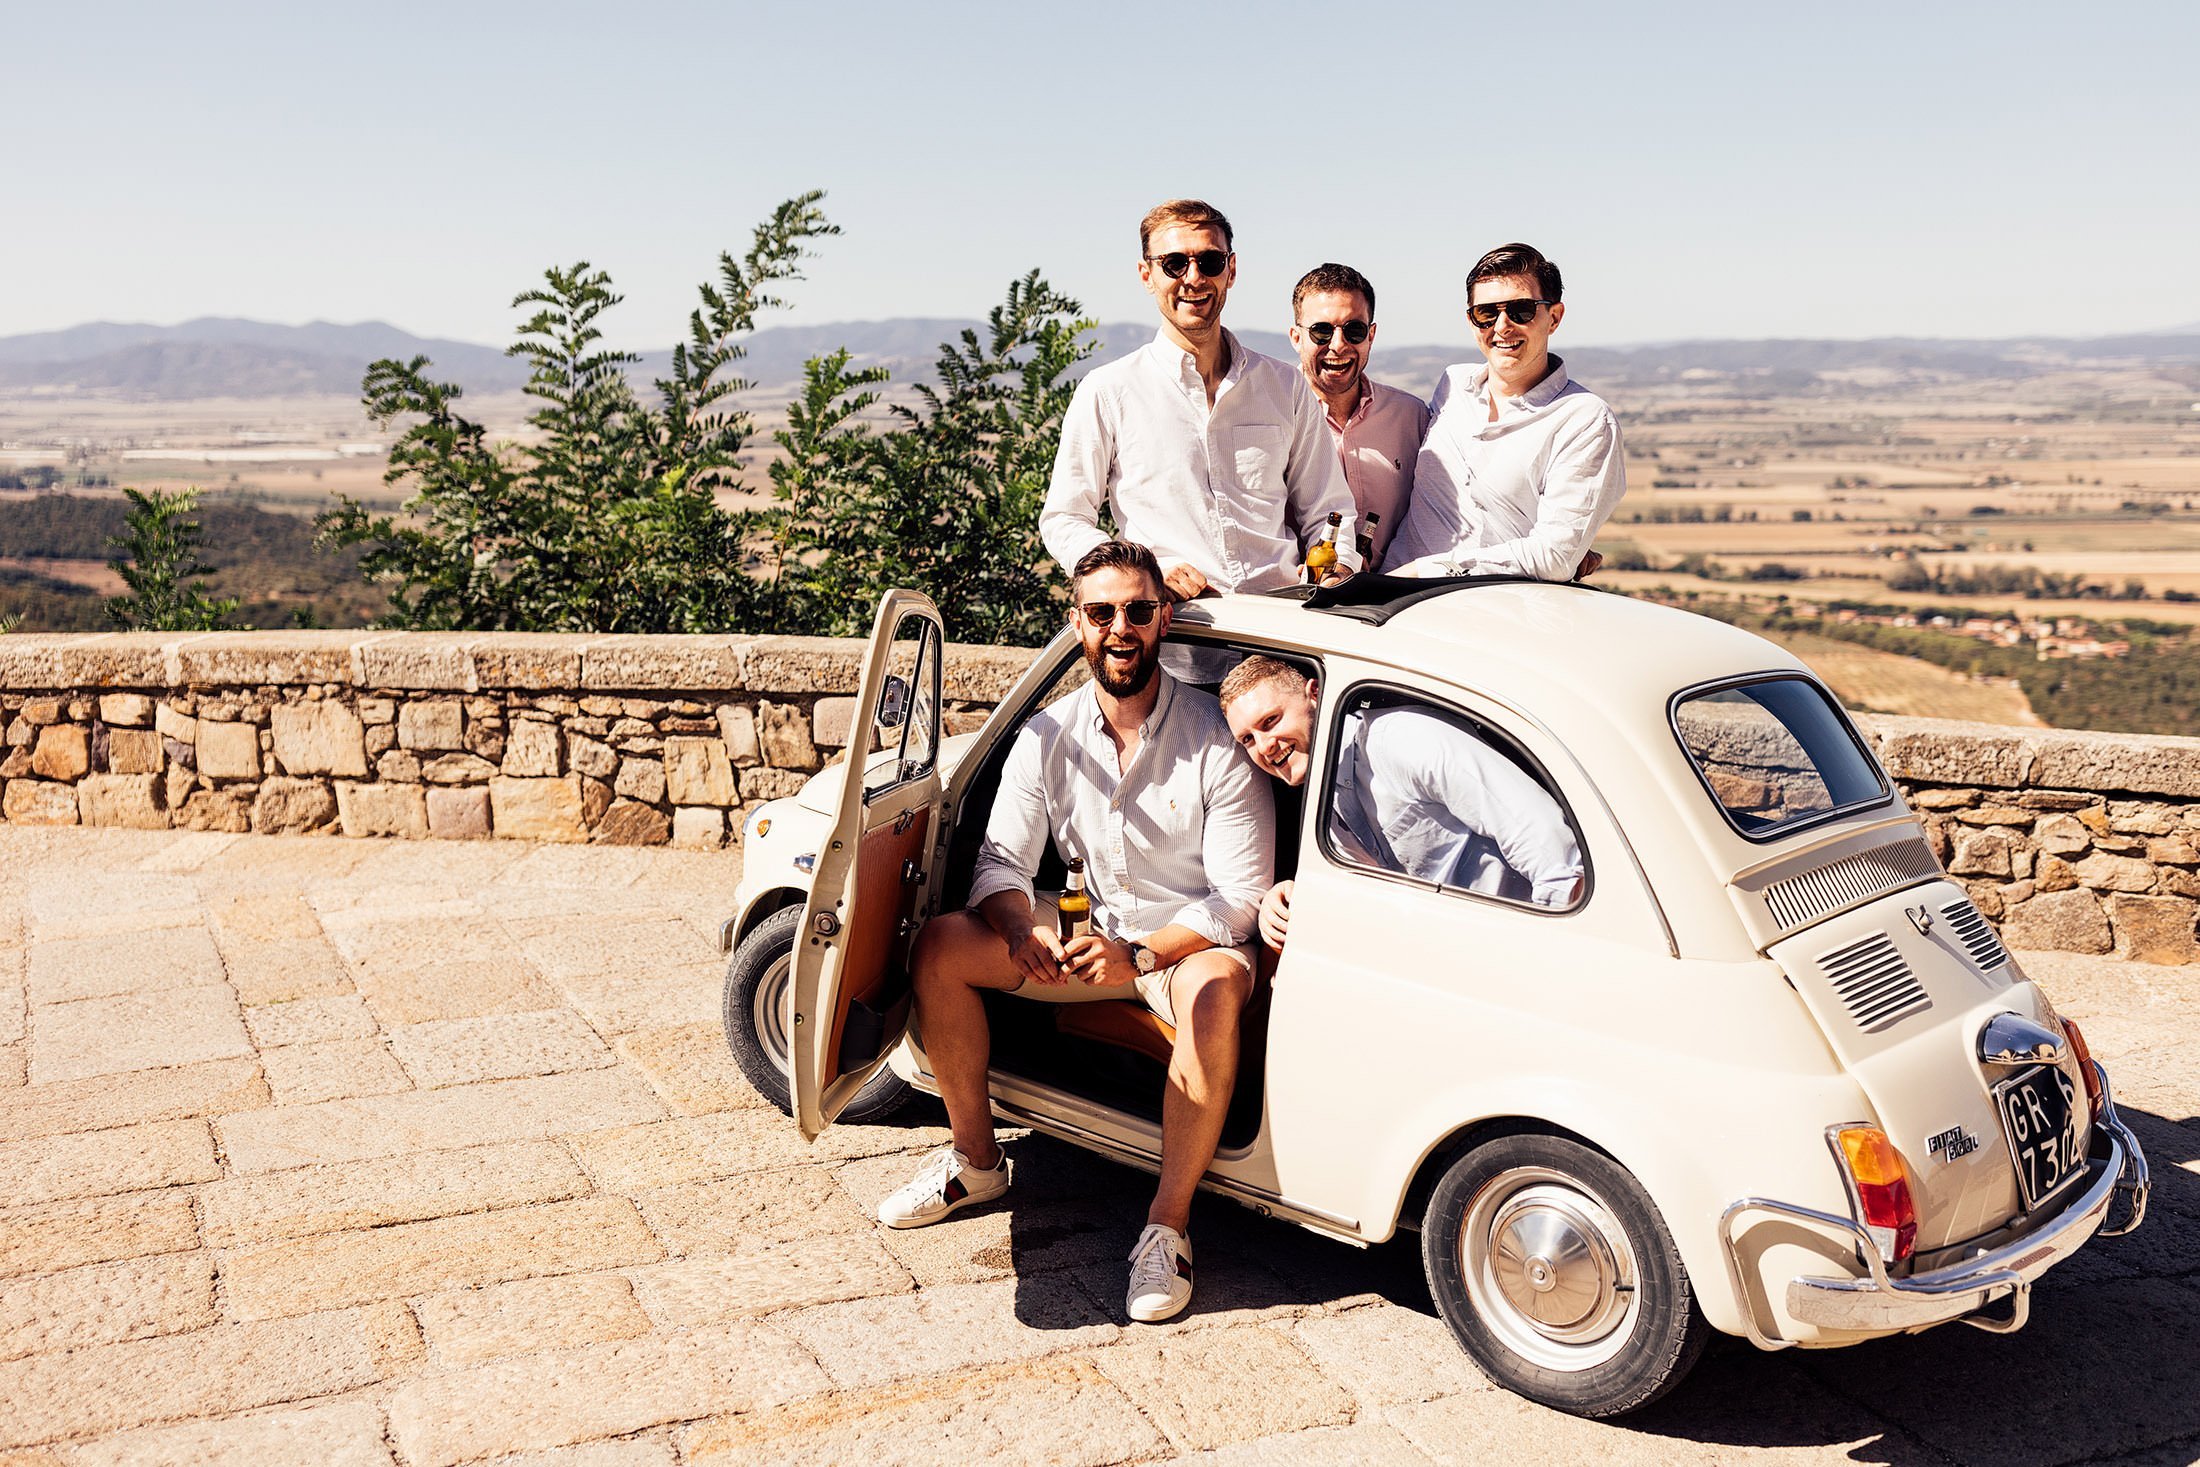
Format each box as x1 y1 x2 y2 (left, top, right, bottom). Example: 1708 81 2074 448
1229 425 1289 502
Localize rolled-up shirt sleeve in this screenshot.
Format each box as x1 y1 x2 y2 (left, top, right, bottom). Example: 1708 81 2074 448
1461 410 1625 582
966 725 1049 911
1040 378 1115 579
1165 742 1275 946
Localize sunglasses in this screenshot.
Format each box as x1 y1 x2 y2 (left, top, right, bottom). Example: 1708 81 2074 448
1146 250 1230 280
1301 319 1371 346
1467 298 1551 330
1078 599 1162 627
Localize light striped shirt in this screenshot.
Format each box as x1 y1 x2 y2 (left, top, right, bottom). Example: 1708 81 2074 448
1043 330 1361 591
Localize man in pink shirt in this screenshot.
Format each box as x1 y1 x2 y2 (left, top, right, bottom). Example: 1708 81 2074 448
1288 263 1428 568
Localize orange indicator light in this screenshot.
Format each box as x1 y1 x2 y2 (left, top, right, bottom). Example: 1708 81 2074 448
2061 1017 2104 1121
1837 1126 1918 1263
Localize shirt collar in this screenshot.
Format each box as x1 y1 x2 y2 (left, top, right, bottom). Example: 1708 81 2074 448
1150 327 1245 388
1084 666 1178 742
1468 354 1572 415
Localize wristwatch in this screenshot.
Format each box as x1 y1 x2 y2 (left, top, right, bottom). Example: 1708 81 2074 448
1129 941 1159 975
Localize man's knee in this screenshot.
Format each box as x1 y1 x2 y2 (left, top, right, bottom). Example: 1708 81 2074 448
1171 954 1252 1042
912 910 988 991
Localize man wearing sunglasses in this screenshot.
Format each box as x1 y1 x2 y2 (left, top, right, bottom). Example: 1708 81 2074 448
1381 243 1625 582
1043 200 1360 600
879 539 1274 1324
1289 264 1428 568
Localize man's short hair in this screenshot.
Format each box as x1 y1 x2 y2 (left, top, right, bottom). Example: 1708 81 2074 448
1466 242 1563 304
1292 263 1376 319
1072 539 1165 599
1217 654 1308 713
1140 199 1233 256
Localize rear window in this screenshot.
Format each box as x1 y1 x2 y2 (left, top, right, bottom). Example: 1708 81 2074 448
1671 677 1888 839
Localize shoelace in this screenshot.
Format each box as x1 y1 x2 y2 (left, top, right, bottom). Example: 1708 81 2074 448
1127 1226 1182 1290
893 1147 961 1201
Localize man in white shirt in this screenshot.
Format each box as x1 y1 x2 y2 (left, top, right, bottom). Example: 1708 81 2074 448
1289 263 1428 568
1042 199 1360 599
877 540 1274 1325
1382 243 1623 581
1218 656 1581 950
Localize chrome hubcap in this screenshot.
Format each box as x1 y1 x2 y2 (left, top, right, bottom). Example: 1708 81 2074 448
1461 1167 1641 1371
750 951 793 1074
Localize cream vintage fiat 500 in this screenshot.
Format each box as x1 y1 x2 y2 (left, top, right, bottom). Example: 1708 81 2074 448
718 576 2149 1417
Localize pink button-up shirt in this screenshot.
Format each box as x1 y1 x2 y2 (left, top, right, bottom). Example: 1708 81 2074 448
1323 378 1429 567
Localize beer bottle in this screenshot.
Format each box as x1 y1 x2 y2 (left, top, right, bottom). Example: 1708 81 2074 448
1057 856 1091 942
1355 511 1381 566
1304 511 1343 584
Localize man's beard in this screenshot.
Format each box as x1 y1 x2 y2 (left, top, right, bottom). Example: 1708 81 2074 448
1087 637 1159 698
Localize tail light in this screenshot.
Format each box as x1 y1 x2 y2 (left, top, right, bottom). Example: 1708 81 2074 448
1835 1125 1918 1263
2061 1017 2104 1121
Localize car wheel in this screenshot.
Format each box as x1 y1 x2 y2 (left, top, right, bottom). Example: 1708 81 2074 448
721 905 912 1123
1422 1132 1708 1417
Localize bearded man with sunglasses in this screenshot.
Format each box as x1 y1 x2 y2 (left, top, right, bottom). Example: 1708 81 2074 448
1042 200 1360 600
878 539 1274 1324
1289 263 1429 568
1381 243 1626 581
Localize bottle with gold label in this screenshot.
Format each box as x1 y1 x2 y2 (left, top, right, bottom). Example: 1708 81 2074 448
1057 855 1091 942
1304 511 1343 584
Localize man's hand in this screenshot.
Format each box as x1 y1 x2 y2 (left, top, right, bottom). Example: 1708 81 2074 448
1007 924 1069 986
1061 933 1138 988
1258 880 1293 952
1572 549 1604 581
1161 562 1208 602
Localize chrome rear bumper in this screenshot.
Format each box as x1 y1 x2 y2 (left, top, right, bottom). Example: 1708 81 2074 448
1719 1066 2150 1350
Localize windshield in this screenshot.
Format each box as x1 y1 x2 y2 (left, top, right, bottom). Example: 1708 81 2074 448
1672 677 1888 839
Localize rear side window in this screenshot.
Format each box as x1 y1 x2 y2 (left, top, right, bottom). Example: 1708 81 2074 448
1672 677 1888 839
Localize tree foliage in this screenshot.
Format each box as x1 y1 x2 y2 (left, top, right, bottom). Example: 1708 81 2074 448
763 272 1095 643
317 194 1092 645
318 194 837 632
106 487 240 631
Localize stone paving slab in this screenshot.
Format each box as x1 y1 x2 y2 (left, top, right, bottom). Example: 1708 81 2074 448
0 826 2194 1465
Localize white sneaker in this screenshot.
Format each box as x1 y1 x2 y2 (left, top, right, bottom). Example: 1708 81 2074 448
877 1146 1011 1229
1126 1223 1194 1322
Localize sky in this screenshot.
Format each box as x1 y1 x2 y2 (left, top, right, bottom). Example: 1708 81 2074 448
5 0 2197 352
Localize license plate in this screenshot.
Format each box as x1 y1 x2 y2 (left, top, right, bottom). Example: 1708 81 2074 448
1994 1064 2087 1212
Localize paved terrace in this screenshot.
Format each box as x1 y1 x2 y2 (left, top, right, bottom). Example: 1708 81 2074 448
1 825 2195 1467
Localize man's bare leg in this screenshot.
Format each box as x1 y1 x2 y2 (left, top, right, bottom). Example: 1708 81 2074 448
1147 953 1252 1232
909 910 1021 1167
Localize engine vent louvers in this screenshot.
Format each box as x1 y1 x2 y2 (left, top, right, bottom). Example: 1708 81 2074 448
1939 899 2011 973
1761 840 1940 930
1818 932 1933 1032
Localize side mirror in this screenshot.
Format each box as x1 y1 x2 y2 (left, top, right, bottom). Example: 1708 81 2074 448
876 674 910 730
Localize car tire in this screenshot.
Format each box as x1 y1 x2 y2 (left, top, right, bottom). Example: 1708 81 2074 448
1421 1132 1708 1418
722 905 913 1123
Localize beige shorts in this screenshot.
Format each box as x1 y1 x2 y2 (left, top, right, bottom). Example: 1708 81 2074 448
1010 899 1254 1028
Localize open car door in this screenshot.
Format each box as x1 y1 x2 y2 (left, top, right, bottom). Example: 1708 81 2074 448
791 590 946 1140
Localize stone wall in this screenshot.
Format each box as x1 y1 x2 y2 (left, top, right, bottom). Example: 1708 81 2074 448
5 633 2199 960
0 632 1029 851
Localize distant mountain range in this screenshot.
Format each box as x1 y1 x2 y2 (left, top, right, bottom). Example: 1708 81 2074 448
3 316 2197 403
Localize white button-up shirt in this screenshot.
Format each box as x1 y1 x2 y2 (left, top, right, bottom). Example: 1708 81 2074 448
967 672 1273 948
1381 357 1625 581
1332 705 1582 908
1042 329 1361 591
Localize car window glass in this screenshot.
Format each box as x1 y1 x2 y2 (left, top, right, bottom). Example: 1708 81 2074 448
1672 678 1886 838
1323 687 1586 912
863 610 941 802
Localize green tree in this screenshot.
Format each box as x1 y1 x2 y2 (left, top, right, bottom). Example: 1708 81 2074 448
766 272 1097 644
318 194 837 632
106 487 240 630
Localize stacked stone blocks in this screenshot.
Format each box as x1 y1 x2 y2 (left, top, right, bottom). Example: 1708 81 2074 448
0 632 1027 853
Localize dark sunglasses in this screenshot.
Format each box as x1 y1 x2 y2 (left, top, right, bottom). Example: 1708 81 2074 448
1301 319 1370 346
1146 250 1230 280
1467 298 1551 330
1078 599 1162 627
